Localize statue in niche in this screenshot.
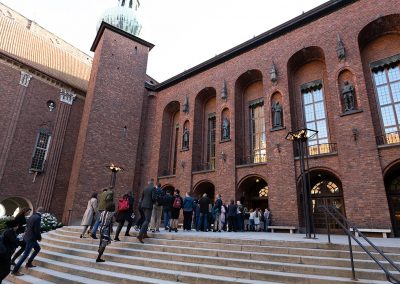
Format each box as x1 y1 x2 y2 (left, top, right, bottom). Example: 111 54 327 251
182 127 189 149
272 101 283 128
342 81 355 112
222 117 230 140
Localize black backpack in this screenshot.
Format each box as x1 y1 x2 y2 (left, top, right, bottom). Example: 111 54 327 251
154 188 165 205
0 232 9 258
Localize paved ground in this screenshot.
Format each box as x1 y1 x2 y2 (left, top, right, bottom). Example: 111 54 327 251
70 225 400 248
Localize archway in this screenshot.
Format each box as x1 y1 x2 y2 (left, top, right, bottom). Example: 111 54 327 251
298 169 345 233
193 181 215 201
237 175 269 211
0 197 33 217
161 184 175 194
384 162 400 237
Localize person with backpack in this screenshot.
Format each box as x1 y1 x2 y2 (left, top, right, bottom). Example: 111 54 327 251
169 189 183 232
197 193 210 232
91 188 108 239
163 190 174 230
0 219 18 282
114 192 134 241
137 179 155 243
150 183 165 233
182 192 194 231
12 207 44 277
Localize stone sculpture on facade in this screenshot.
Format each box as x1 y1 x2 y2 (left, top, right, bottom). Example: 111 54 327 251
222 117 230 140
182 127 189 149
272 101 283 128
342 81 355 112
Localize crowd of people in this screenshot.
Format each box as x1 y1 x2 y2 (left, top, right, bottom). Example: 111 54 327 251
0 178 272 282
81 178 272 262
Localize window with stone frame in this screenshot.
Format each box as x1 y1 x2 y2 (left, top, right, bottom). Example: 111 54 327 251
30 129 51 172
207 113 216 170
371 57 400 145
302 81 330 155
249 99 267 163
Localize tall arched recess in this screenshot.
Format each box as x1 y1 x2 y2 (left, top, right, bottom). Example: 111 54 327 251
158 101 180 177
192 88 216 172
287 46 335 156
358 14 400 145
234 70 266 165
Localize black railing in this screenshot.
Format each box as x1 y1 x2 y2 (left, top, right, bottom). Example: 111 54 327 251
319 205 400 283
237 153 267 165
376 131 400 146
193 159 215 172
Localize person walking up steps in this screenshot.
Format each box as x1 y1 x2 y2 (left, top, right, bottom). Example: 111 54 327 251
137 179 155 243
170 189 183 232
96 203 115 262
114 192 134 241
91 188 108 239
0 220 18 282
10 207 31 265
80 192 98 238
11 207 44 277
150 183 164 233
163 190 174 230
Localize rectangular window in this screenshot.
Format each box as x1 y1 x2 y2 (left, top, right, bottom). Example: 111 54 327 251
207 114 216 170
373 65 400 144
172 126 179 175
249 100 267 163
302 87 329 155
30 130 51 172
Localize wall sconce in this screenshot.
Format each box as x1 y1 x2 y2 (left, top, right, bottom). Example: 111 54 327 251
276 143 281 153
221 151 227 162
180 160 186 169
47 100 56 112
352 128 359 141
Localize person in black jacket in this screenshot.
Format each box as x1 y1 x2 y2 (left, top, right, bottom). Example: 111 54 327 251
227 200 237 232
169 189 183 232
163 190 174 230
0 219 18 283
114 192 134 241
11 207 31 265
11 207 44 276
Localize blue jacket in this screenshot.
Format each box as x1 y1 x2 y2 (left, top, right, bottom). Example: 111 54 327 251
183 196 194 212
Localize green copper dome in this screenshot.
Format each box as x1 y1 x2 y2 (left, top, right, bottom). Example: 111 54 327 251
97 0 142 36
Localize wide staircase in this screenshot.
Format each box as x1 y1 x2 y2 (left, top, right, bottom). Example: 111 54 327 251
5 227 400 283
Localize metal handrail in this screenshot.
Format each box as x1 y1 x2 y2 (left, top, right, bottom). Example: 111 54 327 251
318 205 400 283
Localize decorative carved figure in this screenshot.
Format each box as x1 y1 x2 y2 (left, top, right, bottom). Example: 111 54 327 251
270 62 278 83
183 127 189 149
222 117 230 139
272 101 283 128
336 34 346 60
342 81 355 112
183 96 189 113
19 71 32 87
221 81 228 100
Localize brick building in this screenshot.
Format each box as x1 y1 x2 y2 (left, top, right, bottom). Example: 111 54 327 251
1 0 400 236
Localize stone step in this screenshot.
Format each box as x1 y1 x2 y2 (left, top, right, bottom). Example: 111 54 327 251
48 230 400 263
6 273 55 284
38 241 396 282
32 253 280 284
42 234 395 272
62 227 400 253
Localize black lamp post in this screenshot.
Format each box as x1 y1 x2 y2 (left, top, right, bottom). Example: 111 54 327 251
106 163 124 189
285 128 317 239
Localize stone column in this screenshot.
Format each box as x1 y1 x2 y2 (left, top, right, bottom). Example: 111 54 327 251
0 71 32 183
36 89 76 210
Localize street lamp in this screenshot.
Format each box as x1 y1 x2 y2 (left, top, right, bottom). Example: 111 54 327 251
285 128 318 238
106 163 124 188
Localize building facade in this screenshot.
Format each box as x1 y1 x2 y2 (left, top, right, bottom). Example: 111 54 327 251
1 0 400 236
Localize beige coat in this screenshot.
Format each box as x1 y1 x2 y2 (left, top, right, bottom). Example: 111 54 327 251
81 198 98 226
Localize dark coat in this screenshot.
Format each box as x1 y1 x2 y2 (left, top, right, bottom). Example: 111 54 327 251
227 204 237 217
116 194 134 222
199 196 210 214
14 214 27 235
140 183 155 209
24 212 42 242
171 195 183 219
0 228 17 281
163 194 174 211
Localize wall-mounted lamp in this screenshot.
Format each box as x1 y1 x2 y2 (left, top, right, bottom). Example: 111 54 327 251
352 128 359 141
221 151 227 162
276 143 281 153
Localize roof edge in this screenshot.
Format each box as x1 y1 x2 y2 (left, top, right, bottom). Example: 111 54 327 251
153 0 356 92
90 21 154 52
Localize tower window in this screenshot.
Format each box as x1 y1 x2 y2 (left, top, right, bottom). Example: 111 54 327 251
249 99 266 163
30 129 51 172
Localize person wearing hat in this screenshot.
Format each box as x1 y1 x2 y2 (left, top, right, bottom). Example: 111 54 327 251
0 219 18 282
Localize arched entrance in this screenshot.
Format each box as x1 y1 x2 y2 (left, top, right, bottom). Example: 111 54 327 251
161 184 175 194
237 175 269 211
0 197 33 217
193 181 215 201
385 162 400 237
298 170 345 233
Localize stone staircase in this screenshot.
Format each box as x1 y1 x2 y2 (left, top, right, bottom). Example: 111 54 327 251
5 226 400 283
